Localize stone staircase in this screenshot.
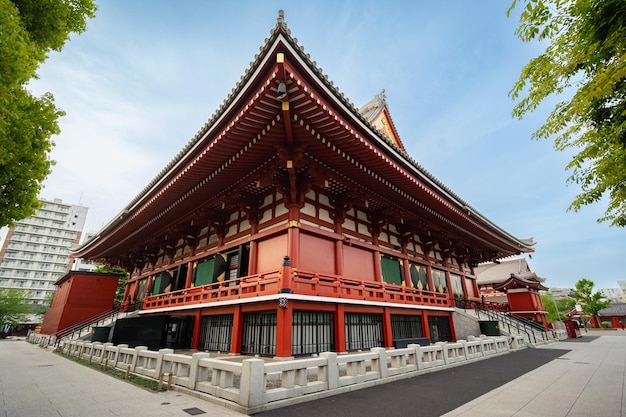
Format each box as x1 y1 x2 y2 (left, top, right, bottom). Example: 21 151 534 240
28 307 139 348
455 307 563 347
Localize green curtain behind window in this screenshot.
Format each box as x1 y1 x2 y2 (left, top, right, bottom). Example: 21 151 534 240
152 274 162 295
381 256 403 285
194 258 215 286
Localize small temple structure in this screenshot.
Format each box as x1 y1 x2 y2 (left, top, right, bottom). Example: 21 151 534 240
72 11 536 357
474 258 548 327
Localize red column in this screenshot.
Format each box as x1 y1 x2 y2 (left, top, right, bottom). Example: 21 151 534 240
421 313 430 340
248 240 258 275
191 311 201 349
335 240 344 276
402 258 411 287
382 308 393 348
275 302 293 357
373 251 382 282
335 304 346 353
445 271 453 304
448 314 457 341
287 206 300 269
185 261 194 288
146 275 154 295
231 305 242 354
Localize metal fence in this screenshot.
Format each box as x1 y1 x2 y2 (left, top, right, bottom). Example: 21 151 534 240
198 314 233 352
241 311 277 356
345 313 383 351
292 311 334 356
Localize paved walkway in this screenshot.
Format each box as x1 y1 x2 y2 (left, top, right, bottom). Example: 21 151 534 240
1 329 625 416
443 329 626 417
0 340 246 417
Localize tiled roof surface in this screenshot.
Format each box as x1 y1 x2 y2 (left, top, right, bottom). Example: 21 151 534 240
599 303 626 316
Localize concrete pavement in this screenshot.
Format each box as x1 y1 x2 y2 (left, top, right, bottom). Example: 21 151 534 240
444 329 626 417
0 339 246 417
2 329 625 416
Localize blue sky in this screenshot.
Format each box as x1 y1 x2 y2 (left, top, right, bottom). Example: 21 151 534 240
29 1 625 290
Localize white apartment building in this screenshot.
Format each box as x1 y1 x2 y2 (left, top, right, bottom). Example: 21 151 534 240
0 198 88 307
549 287 574 300
599 287 625 303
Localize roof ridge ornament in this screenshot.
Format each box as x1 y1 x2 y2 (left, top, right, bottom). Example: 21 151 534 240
376 89 387 106
276 10 290 34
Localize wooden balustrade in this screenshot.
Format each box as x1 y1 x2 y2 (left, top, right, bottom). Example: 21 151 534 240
141 269 451 310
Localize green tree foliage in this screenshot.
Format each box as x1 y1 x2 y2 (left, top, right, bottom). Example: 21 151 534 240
0 0 96 227
0 289 31 329
93 266 129 305
572 278 609 327
540 291 573 322
508 0 626 226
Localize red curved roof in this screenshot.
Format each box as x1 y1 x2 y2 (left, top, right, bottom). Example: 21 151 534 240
73 12 534 264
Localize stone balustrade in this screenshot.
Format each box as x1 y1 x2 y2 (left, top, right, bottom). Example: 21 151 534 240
51 335 518 414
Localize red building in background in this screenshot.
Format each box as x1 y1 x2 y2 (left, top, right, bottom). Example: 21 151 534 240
475 258 548 327
40 271 120 335
72 11 535 357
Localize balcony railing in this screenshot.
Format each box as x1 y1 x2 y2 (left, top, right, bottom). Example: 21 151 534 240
142 269 451 310
143 270 282 310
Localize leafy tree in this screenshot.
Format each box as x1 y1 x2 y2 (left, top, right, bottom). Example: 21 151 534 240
0 289 31 330
93 266 129 305
508 0 626 226
0 0 96 227
34 291 55 315
572 278 609 327
540 291 573 322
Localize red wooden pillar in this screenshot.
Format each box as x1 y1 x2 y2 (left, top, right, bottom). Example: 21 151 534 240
122 271 133 304
287 206 300 268
282 207 300 292
145 275 153 293
248 220 259 275
373 251 382 282
335 240 344 276
402 258 411 287
231 305 243 354
248 240 258 275
275 302 293 358
185 261 194 288
448 314 457 341
382 308 393 348
426 265 434 294
191 310 201 349
334 222 344 276
421 313 430 340
336 303 346 353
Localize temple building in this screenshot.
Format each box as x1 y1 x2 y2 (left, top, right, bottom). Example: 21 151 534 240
72 11 535 357
475 258 548 326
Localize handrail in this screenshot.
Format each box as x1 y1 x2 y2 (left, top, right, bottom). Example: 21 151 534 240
51 304 125 346
456 298 553 344
476 308 537 344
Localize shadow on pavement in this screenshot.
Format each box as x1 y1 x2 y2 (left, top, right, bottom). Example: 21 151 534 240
252 348 569 417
